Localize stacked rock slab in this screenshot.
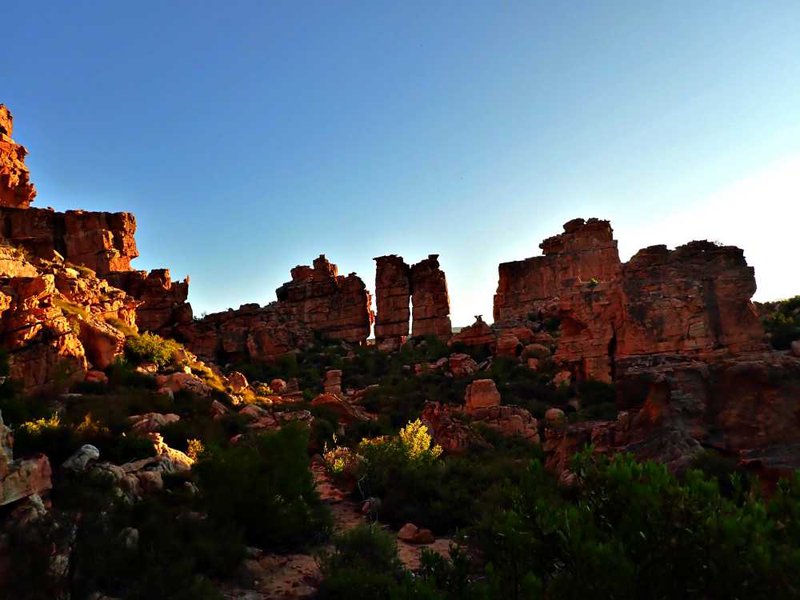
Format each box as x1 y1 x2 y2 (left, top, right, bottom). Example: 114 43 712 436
181 255 373 363
276 255 373 343
105 269 192 335
494 218 622 326
0 208 139 274
374 255 411 350
0 105 36 209
410 254 452 339
0 105 192 337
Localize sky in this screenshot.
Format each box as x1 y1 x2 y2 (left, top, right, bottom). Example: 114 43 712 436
2 1 799 326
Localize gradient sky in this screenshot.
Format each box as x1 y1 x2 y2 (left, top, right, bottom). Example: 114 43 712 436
3 1 799 325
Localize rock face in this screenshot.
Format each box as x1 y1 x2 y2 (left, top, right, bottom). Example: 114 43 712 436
410 255 452 339
181 255 373 363
374 255 411 350
105 269 192 335
617 242 765 357
493 218 768 383
276 255 373 343
373 253 453 346
0 411 52 506
464 379 501 413
494 218 621 326
0 208 139 274
0 246 138 391
496 218 799 475
0 105 36 209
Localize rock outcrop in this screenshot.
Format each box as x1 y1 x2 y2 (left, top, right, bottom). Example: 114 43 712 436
374 255 411 350
0 208 138 274
0 246 139 391
181 255 373 363
105 269 192 335
0 105 36 209
0 411 52 506
410 255 451 339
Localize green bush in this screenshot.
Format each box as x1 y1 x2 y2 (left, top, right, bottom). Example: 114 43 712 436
124 332 185 369
318 524 404 600
471 452 800 599
762 296 800 350
195 423 331 550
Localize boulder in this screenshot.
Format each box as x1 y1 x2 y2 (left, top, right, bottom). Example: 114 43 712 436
464 379 501 413
62 444 100 472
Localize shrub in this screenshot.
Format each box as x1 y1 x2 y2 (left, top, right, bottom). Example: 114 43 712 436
317 524 404 600
124 332 185 369
195 424 331 550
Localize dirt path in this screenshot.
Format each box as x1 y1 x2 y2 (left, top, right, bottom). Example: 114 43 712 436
220 461 453 599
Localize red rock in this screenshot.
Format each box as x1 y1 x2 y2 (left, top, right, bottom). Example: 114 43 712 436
227 371 249 394
544 407 566 426
410 255 452 339
104 269 192 334
0 105 36 208
323 369 342 395
0 413 52 506
449 316 497 348
464 379 500 413
311 393 371 425
374 255 411 349
495 333 520 357
181 255 373 363
448 353 479 377
270 378 288 393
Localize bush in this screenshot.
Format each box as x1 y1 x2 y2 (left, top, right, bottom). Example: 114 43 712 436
124 332 185 369
195 423 331 550
470 452 800 599
318 525 404 600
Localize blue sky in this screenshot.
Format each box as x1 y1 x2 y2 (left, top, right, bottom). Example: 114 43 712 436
3 1 799 325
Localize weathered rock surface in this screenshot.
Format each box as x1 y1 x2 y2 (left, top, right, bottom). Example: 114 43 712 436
181 255 373 363
0 411 52 506
105 269 192 335
449 316 497 349
464 379 500 413
374 255 411 349
0 105 36 209
0 208 139 274
410 255 452 339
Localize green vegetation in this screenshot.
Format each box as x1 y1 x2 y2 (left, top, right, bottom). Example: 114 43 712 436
124 332 186 369
195 424 331 550
761 295 800 350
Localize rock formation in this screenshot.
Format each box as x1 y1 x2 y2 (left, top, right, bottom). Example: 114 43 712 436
105 269 192 335
0 411 52 506
0 208 138 274
276 255 373 343
181 255 373 363
495 218 799 476
0 245 139 391
410 255 452 339
373 255 411 350
0 105 192 340
0 105 36 209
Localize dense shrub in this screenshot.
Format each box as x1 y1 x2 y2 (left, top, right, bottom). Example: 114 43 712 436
195 423 331 550
124 332 185 369
762 295 800 350
317 525 405 600
472 451 800 599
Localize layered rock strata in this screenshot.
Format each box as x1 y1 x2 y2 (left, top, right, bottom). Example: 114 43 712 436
181 255 373 363
0 105 36 209
410 254 452 339
373 255 411 350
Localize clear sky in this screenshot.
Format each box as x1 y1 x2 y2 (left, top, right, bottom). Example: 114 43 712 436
3 1 799 325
